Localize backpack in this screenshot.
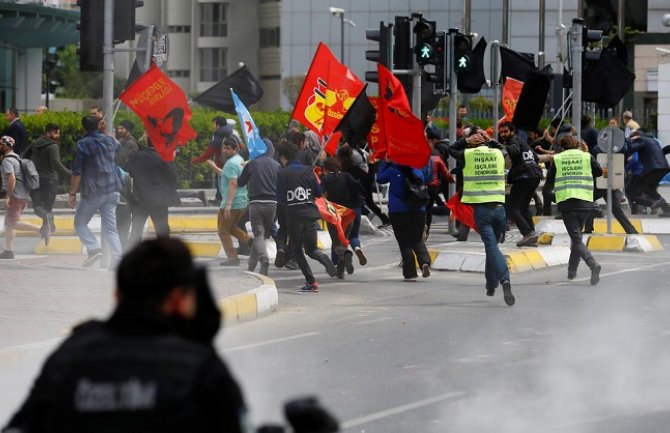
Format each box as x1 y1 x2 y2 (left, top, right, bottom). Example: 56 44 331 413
5 154 39 191
401 166 429 208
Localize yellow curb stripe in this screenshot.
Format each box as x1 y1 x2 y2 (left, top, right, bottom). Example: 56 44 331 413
415 249 440 268
219 293 258 325
592 220 629 234
522 249 547 270
184 241 221 258
644 235 664 251
159 216 219 233
587 235 626 251
505 251 535 273
34 237 82 254
538 232 554 245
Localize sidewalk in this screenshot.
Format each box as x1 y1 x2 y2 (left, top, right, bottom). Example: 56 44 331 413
0 254 277 368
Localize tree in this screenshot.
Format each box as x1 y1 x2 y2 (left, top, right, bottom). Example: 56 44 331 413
281 75 305 107
55 44 126 99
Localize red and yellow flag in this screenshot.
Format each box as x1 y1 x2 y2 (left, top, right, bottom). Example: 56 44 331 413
501 77 524 122
377 65 430 169
366 96 387 162
315 197 355 247
292 43 365 138
120 64 197 161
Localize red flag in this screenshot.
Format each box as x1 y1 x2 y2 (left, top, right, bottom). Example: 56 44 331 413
119 64 197 162
367 96 387 162
323 130 343 156
292 43 365 137
501 77 524 122
315 197 355 247
377 65 430 169
446 193 479 233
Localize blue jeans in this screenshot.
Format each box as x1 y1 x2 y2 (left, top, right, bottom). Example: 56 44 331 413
473 204 510 289
348 207 362 249
75 191 122 262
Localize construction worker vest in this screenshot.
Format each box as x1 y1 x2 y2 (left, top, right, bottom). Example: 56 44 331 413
462 146 505 204
554 149 593 203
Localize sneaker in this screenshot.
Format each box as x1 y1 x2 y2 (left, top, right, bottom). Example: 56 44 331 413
299 282 319 292
567 270 577 280
590 264 601 286
40 222 51 246
285 260 299 270
220 258 240 266
275 249 286 268
421 263 431 278
354 247 367 266
259 261 269 276
377 222 391 229
501 280 515 306
516 233 539 247
82 250 102 267
403 277 418 282
0 250 15 259
344 251 354 275
486 287 496 297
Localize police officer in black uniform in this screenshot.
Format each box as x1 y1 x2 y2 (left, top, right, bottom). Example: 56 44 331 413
2 238 249 433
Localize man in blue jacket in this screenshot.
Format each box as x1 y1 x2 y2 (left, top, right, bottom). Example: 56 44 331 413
624 129 670 217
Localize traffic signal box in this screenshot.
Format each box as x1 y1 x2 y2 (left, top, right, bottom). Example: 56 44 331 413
453 33 473 75
365 22 393 83
77 0 144 72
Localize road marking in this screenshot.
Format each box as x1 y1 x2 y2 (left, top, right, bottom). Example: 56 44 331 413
223 332 320 353
354 317 393 325
340 391 465 429
555 260 670 286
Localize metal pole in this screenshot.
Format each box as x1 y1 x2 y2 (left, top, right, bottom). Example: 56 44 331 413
340 14 345 63
447 29 459 235
617 0 625 118
606 107 614 234
145 25 155 70
463 0 471 35
411 17 421 118
539 0 546 69
502 0 510 46
103 0 114 134
491 40 501 142
570 18 583 139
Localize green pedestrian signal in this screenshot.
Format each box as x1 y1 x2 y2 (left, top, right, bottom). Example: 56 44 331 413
454 33 473 75
413 19 436 66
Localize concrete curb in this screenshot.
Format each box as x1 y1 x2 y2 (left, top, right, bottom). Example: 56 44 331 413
430 245 571 273
539 233 664 252
218 272 279 326
535 217 670 235
0 273 278 369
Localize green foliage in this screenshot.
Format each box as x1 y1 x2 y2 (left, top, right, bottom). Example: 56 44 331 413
55 45 126 98
469 95 494 112
0 107 292 188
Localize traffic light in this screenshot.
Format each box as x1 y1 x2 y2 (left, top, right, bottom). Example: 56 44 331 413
365 22 392 83
76 0 104 71
453 33 473 75
425 31 447 93
114 0 145 43
413 19 436 66
582 26 603 76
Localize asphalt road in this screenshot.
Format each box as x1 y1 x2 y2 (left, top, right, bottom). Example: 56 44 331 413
217 227 670 433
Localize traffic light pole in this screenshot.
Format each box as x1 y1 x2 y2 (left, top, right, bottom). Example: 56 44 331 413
447 28 459 235
103 0 115 134
570 18 583 139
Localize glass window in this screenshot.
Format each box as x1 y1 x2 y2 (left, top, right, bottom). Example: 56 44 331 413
583 0 647 33
259 27 280 48
200 48 227 82
200 3 228 37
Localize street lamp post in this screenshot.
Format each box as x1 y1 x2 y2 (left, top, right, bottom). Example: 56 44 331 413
329 7 356 63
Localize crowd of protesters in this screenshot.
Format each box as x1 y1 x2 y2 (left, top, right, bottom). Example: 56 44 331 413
2 106 670 300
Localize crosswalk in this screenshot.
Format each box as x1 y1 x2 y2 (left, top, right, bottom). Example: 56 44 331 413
373 220 526 244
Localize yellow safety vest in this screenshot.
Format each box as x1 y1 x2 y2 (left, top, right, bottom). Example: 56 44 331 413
554 149 593 203
462 146 506 204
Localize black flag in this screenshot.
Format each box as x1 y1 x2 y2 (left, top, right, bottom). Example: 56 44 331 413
512 66 552 131
193 66 264 113
583 50 635 106
500 46 536 83
335 86 376 145
458 37 487 93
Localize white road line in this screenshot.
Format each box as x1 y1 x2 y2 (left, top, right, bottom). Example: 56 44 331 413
223 332 320 353
555 261 670 286
354 317 393 325
340 391 465 430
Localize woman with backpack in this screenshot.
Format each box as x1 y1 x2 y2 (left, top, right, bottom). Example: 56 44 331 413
376 156 431 282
